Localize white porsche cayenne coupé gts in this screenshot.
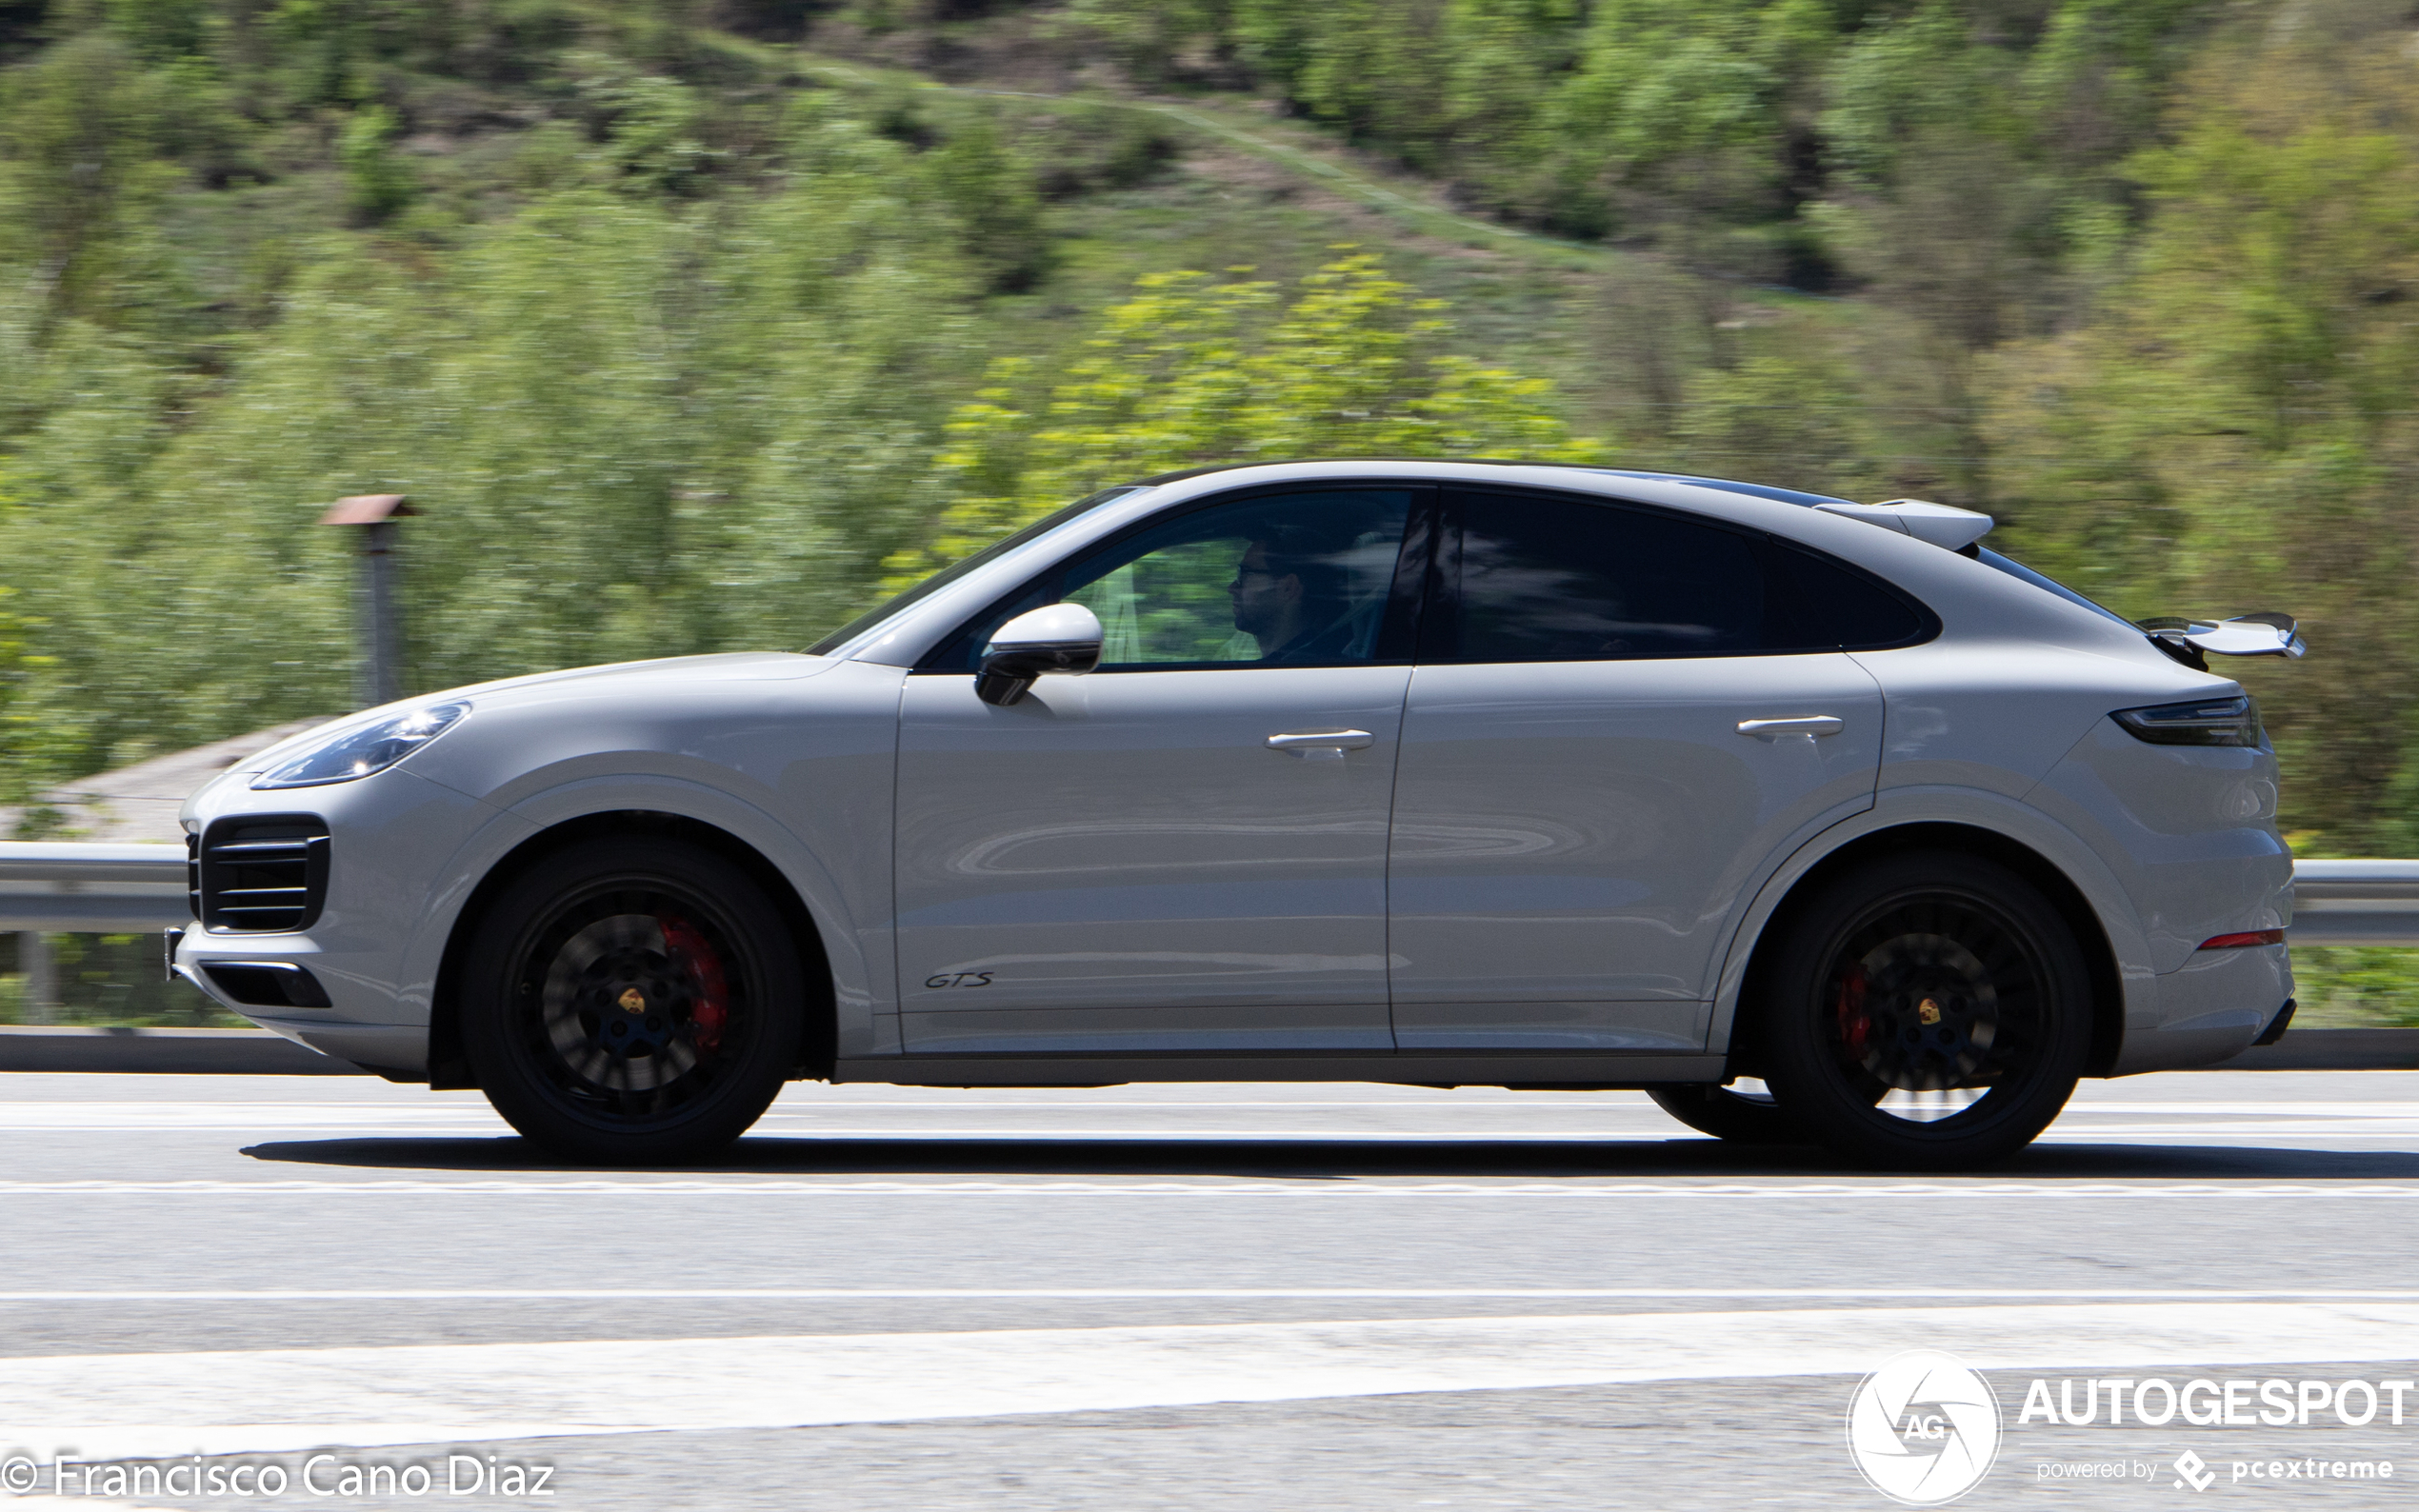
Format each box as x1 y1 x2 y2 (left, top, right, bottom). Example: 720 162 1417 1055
172 461 2303 1168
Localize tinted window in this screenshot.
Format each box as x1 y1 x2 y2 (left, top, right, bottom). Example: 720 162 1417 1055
1443 492 1763 662
924 488 1414 671
1764 543 1929 650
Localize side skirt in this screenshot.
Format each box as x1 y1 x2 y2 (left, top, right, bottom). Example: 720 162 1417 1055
830 1052 1727 1088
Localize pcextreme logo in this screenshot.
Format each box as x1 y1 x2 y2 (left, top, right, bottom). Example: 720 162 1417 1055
1847 1350 2005 1505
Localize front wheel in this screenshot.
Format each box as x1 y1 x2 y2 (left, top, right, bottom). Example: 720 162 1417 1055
1759 850 2090 1171
461 835 803 1163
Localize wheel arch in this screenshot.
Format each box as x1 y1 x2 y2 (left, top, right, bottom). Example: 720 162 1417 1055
425 809 837 1090
1720 821 2126 1083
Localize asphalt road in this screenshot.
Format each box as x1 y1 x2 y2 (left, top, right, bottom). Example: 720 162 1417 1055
7 1069 2419 1510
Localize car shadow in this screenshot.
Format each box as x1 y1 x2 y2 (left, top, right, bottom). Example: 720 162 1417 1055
238 1135 2419 1181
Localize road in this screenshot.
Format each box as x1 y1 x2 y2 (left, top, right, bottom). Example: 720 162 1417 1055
6 1070 2419 1509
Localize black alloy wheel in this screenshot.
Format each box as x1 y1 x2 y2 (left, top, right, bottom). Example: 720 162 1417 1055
462 835 804 1163
1759 849 2089 1170
1645 1081 1806 1145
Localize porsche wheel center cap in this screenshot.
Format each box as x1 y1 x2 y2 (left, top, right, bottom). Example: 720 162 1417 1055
617 988 647 1014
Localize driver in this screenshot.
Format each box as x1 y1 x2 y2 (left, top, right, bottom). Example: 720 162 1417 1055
1229 525 1357 662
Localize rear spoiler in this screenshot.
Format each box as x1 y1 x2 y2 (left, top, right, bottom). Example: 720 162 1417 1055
1811 498 2308 669
1813 498 1994 551
2137 612 2306 670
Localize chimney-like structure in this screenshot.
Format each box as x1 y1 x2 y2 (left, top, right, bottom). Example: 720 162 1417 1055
319 494 416 708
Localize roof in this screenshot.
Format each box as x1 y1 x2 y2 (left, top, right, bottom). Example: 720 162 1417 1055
1121 459 1854 508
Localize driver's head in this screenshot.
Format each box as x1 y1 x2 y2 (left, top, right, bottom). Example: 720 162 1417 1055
1229 526 1348 643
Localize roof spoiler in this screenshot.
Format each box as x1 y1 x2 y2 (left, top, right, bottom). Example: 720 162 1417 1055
1812 498 1994 551
2137 612 2306 669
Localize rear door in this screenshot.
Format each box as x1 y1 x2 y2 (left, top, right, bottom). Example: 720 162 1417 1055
1386 487 1918 1051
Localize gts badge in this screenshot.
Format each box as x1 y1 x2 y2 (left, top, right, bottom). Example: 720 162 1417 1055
925 972 995 989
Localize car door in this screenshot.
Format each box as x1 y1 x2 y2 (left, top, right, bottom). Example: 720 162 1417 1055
894 486 1427 1054
1386 487 1915 1051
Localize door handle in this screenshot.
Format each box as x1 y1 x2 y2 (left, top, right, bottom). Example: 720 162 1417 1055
1737 716 1845 739
1267 729 1375 761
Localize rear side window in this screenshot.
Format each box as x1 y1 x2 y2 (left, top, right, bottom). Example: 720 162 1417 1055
1429 489 1933 663
1439 491 1764 662
1763 543 1930 651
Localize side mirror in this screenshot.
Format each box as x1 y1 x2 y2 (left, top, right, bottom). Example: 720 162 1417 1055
976 603 1104 706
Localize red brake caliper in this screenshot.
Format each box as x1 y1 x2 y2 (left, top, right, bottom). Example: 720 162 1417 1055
658 916 728 1053
1834 964 1870 1060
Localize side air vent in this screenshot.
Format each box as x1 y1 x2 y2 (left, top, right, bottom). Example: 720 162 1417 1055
198 814 331 933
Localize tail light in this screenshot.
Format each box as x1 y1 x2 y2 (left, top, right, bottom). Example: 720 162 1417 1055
2112 695 2263 747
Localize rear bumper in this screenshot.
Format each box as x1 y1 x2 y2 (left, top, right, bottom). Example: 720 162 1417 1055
2110 942 2293 1075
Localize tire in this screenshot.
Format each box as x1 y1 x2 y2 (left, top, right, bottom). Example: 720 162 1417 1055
1645 1082 1804 1144
1758 849 2090 1171
461 834 804 1164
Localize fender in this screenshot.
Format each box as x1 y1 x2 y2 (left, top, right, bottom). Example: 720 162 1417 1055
399 773 896 1064
1703 785 2158 1064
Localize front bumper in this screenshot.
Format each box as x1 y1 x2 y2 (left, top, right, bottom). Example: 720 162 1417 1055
173 765 508 1074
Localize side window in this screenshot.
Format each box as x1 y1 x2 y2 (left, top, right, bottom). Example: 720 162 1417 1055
1763 543 1930 650
924 488 1415 671
1442 491 1765 662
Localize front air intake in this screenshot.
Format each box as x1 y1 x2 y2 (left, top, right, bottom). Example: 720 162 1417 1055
197 814 331 933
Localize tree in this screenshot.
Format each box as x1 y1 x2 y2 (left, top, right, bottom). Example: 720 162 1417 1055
900 251 1608 587
1985 31 2419 851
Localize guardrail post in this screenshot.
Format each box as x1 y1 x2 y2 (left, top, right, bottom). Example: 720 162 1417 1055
20 930 55 1025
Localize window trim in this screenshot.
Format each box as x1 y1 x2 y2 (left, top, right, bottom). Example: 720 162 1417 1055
911 481 1439 675
1420 485 1939 666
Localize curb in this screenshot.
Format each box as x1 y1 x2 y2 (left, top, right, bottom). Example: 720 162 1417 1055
2212 1028 2419 1072
0 1025 367 1075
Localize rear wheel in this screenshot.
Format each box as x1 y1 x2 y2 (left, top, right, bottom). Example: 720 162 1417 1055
461 835 802 1163
1645 1081 1804 1144
1759 850 2090 1170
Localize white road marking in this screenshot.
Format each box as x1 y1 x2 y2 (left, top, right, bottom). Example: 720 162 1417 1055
8 1303 2419 1462
8 1287 2419 1303
7 1179 2419 1198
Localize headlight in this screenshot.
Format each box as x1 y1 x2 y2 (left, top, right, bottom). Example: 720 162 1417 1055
251 703 470 789
2111 695 2263 747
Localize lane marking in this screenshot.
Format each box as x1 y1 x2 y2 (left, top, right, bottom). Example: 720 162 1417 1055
7 1180 2419 1198
10 1286 2419 1303
9 1303 2419 1461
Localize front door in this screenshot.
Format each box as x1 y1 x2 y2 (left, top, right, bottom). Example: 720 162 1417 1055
1387 487 1901 1051
894 486 1423 1054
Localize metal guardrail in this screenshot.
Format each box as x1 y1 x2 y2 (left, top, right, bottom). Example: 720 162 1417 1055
2279 859 2419 946
0 841 188 933
4 842 2417 940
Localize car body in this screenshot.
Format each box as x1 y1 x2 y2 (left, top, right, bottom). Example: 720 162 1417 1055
173 460 2297 1164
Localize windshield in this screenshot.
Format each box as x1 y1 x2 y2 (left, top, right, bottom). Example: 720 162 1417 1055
1972 547 2139 629
804 487 1150 655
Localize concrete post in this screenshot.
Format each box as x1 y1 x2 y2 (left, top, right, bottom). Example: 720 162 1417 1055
20 930 55 1025
319 495 415 709
358 516 401 708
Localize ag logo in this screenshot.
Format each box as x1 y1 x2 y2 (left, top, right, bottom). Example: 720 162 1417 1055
1846 1349 2002 1505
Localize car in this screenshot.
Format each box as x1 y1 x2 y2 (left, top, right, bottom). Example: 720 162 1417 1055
172 460 2303 1169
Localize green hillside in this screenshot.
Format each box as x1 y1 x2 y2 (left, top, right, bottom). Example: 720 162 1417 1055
1 0 2414 887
